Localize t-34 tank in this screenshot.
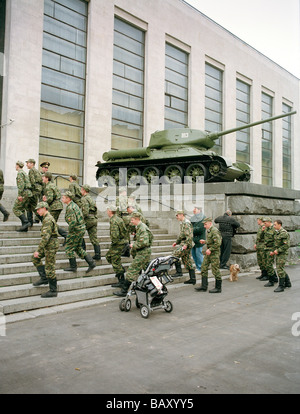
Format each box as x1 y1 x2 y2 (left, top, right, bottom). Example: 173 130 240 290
96 111 296 185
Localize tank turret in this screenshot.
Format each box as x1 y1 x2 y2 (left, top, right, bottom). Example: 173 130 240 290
96 111 296 185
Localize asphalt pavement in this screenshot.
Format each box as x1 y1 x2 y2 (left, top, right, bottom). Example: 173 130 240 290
0 265 299 395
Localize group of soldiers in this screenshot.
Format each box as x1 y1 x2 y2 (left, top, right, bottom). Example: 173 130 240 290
0 162 292 298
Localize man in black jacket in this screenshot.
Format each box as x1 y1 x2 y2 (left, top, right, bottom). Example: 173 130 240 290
214 210 240 269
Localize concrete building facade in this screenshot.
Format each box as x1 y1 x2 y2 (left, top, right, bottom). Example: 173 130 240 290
0 0 299 189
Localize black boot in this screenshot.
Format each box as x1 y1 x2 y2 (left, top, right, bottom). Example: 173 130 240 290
274 278 285 292
17 214 30 232
0 205 9 222
284 273 292 288
256 269 266 279
113 279 131 297
85 254 96 273
92 244 101 260
209 279 222 293
264 273 276 287
27 211 33 227
33 265 48 286
194 276 208 292
111 272 125 288
173 261 183 278
184 269 196 285
259 269 269 281
41 278 58 298
64 258 77 272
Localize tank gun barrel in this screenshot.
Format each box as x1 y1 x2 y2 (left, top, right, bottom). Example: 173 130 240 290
207 111 297 140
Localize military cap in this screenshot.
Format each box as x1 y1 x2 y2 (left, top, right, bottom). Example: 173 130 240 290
131 212 142 218
107 204 117 212
263 217 272 222
257 216 264 220
175 210 185 215
40 161 50 168
203 217 213 223
26 158 36 164
70 174 77 180
82 184 90 192
63 190 73 198
44 171 52 180
16 160 24 168
35 201 49 210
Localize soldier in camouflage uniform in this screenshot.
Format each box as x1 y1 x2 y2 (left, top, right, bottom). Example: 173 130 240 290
32 202 59 297
26 159 43 226
262 217 278 287
80 185 101 260
114 212 153 297
272 219 291 292
42 172 68 243
62 191 96 273
195 217 222 293
68 174 82 207
106 205 128 288
254 216 267 280
0 169 10 221
172 210 196 285
13 161 32 232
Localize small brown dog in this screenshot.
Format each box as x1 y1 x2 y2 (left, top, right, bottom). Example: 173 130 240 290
229 264 240 282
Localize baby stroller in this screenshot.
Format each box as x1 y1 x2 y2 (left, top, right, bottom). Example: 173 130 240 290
119 255 179 318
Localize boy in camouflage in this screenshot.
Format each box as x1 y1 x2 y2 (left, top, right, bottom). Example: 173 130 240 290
13 161 32 232
172 210 196 285
32 202 59 297
114 212 153 297
62 191 96 273
262 217 278 287
0 168 9 221
271 219 291 292
80 185 101 260
195 217 222 293
254 216 267 280
26 159 43 226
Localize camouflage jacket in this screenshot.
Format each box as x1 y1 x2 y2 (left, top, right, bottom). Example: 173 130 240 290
205 225 222 252
37 212 58 253
132 222 153 251
263 225 276 250
28 167 43 195
81 194 98 229
16 170 32 197
65 200 85 233
68 182 82 206
274 227 290 254
256 225 265 247
109 214 127 245
176 218 193 249
44 182 63 211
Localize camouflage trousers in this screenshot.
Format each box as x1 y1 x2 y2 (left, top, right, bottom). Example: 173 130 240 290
65 228 86 259
275 253 288 279
106 243 125 274
173 245 194 270
201 250 221 280
13 196 30 217
85 220 99 246
263 249 275 276
126 247 151 283
32 238 59 280
256 247 265 270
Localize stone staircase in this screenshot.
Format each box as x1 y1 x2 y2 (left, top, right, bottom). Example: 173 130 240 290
0 220 190 320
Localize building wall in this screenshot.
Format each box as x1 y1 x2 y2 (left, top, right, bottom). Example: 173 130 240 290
1 0 299 189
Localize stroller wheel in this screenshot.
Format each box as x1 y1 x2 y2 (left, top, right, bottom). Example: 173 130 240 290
119 299 126 311
140 305 150 319
124 298 131 312
164 300 173 313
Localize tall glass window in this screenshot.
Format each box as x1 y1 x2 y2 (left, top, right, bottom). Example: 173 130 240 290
261 92 273 186
165 43 188 129
236 80 250 164
205 64 223 155
282 103 292 189
112 17 145 150
40 0 88 186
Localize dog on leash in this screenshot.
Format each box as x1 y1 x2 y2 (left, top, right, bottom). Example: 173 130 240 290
229 264 240 282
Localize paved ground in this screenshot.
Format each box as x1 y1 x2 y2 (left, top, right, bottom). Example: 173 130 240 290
0 266 299 395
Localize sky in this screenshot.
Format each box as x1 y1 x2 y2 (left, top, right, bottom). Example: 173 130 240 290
185 0 300 78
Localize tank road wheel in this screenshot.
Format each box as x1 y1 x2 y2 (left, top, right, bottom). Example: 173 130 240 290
110 168 125 186
127 167 141 185
97 168 114 186
142 166 160 184
163 164 184 184
185 163 208 183
208 161 226 178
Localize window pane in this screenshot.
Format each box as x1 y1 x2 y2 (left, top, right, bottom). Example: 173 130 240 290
236 79 250 164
